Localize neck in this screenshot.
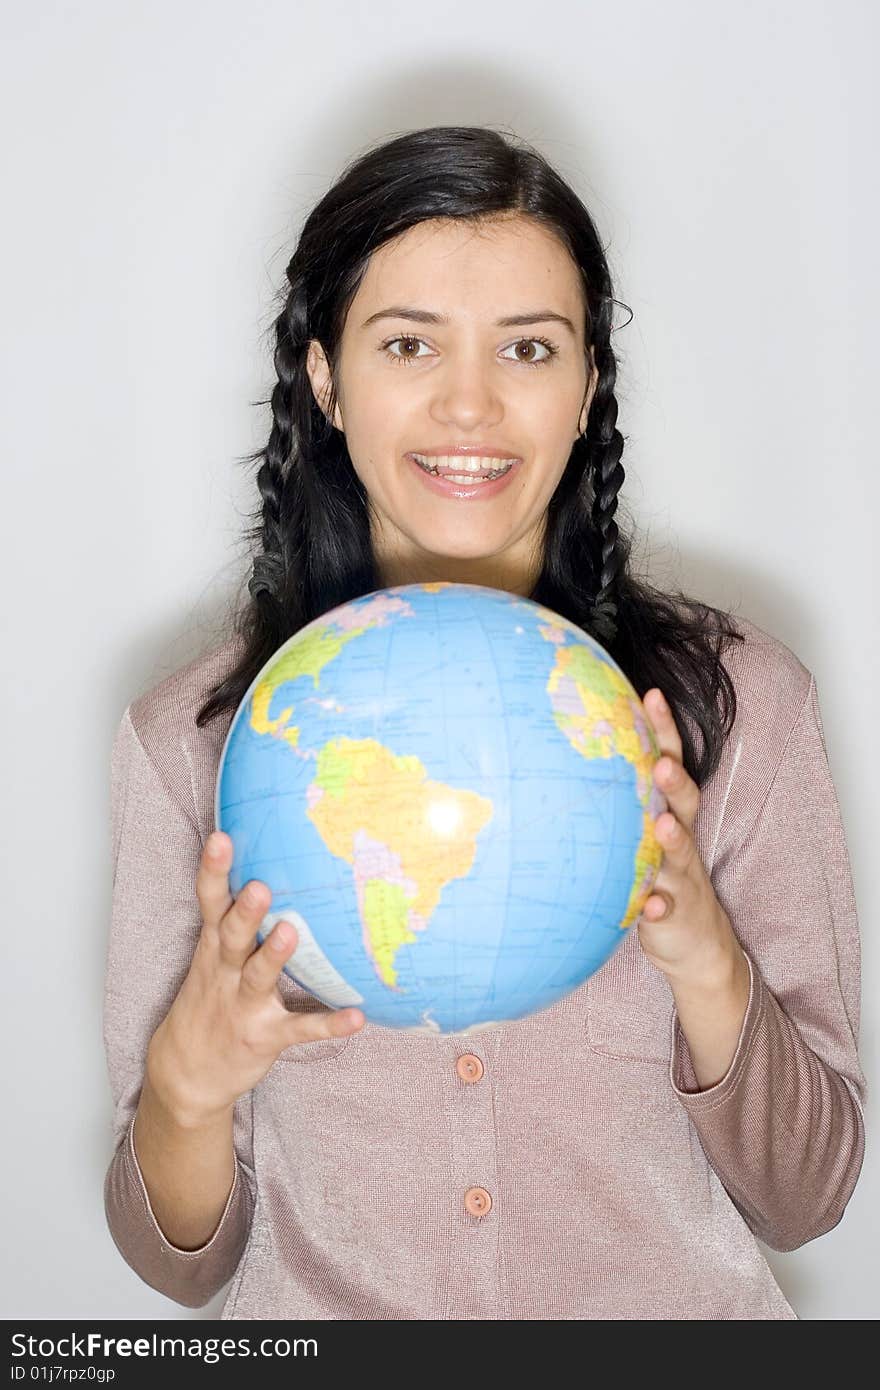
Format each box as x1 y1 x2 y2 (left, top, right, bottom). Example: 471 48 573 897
377 553 540 597
373 527 545 599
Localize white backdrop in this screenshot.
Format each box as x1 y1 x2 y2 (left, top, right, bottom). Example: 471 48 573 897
2 0 876 1319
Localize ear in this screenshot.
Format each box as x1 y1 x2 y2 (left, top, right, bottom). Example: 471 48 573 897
305 340 344 431
577 344 599 437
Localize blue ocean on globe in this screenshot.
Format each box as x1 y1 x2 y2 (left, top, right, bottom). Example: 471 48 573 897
215 582 666 1035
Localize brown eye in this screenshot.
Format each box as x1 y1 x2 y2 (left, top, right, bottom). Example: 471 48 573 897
501 337 559 368
382 335 430 366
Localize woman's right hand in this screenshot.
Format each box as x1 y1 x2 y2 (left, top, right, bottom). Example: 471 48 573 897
146 831 365 1127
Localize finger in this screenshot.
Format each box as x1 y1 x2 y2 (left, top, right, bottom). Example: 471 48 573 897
280 1002 366 1049
644 689 683 763
195 831 234 935
655 810 692 866
217 878 277 970
641 891 672 921
653 756 699 832
238 917 302 995
238 925 365 1034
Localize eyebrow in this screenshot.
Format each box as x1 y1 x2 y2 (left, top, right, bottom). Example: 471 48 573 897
360 306 577 335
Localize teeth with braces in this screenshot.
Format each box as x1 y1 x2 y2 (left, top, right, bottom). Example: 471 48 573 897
411 453 514 482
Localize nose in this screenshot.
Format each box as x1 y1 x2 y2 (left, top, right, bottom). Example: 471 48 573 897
427 346 505 433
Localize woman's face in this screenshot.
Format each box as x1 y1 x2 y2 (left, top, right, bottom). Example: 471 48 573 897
306 213 597 594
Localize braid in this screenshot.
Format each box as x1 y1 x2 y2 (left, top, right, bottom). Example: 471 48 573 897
582 303 627 647
248 279 309 606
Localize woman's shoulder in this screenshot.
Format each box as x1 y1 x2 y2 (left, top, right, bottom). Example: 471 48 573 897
699 609 816 837
719 610 813 730
124 630 247 767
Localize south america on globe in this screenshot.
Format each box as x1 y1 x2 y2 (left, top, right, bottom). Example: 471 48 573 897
215 582 668 1035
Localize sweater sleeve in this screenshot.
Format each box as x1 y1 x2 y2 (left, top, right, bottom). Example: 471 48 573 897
669 673 868 1252
101 706 256 1308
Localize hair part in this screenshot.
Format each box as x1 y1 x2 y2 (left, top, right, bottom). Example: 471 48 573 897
196 125 744 786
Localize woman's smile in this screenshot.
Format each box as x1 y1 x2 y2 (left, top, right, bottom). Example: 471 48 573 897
406 451 523 500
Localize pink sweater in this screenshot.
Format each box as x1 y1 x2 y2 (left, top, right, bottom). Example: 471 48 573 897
102 614 867 1319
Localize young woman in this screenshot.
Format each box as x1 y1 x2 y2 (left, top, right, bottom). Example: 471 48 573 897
102 125 866 1320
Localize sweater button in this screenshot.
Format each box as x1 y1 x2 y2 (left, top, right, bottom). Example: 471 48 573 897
464 1186 492 1217
455 1053 484 1082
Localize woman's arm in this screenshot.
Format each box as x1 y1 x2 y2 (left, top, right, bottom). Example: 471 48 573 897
670 945 865 1250
668 670 867 1251
130 1062 237 1252
102 706 256 1308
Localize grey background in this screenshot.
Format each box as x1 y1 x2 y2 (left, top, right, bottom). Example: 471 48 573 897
2 0 876 1319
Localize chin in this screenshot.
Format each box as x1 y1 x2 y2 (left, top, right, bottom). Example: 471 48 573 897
413 534 509 561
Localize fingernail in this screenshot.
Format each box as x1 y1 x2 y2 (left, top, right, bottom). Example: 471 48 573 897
207 832 223 857
655 692 668 714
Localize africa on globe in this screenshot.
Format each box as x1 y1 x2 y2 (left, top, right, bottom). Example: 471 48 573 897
215 582 667 1035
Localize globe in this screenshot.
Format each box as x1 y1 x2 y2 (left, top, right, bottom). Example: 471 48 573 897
215 582 668 1036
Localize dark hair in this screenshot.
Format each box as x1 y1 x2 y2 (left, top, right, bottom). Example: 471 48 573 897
196 125 745 787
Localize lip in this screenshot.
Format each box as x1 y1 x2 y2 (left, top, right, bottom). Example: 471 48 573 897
407 446 522 460
407 453 521 500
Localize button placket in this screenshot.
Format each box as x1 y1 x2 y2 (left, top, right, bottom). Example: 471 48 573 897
444 1034 503 1319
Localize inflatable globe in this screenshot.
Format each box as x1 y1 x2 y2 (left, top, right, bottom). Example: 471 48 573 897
215 582 667 1035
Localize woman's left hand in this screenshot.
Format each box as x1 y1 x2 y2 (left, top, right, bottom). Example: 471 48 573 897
638 689 743 986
